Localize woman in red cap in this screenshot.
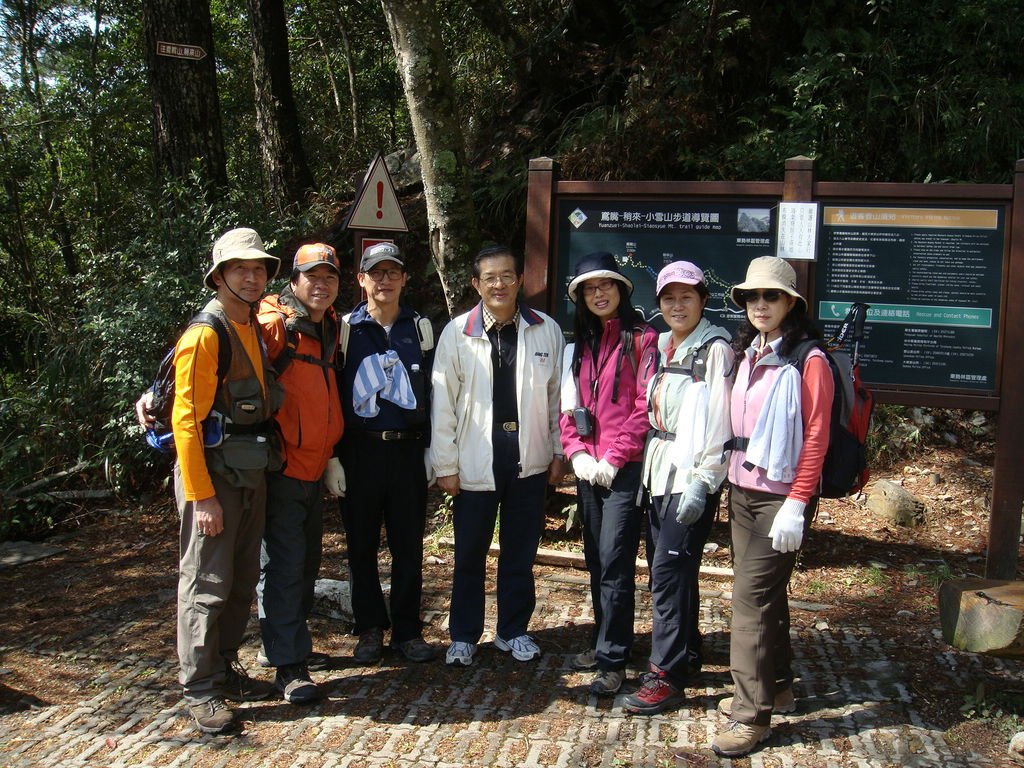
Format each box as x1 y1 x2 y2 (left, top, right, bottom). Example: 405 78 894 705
623 260 734 715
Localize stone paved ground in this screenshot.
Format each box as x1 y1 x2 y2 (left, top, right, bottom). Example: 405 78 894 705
0 559 1000 768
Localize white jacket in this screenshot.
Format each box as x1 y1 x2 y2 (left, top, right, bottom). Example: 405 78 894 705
429 302 565 491
642 319 734 497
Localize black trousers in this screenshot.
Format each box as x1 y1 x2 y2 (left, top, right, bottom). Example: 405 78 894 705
647 488 719 687
448 429 547 643
340 434 428 643
576 461 644 672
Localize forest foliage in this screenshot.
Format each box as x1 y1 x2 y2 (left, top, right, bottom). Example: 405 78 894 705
0 0 1021 537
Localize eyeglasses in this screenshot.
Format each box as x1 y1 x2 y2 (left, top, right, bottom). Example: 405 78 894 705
478 272 519 287
582 279 617 297
737 289 784 304
365 267 403 282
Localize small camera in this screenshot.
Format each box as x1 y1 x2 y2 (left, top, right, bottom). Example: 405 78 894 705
572 406 594 437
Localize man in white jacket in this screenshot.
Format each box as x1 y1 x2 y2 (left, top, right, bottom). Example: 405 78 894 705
430 245 565 667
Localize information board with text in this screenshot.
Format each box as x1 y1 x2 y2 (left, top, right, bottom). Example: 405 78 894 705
814 205 1005 392
554 199 778 335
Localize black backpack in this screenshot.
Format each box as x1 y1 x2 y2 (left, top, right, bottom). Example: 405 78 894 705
780 305 874 498
144 312 230 453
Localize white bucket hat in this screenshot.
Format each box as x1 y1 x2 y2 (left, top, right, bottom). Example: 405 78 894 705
730 256 806 312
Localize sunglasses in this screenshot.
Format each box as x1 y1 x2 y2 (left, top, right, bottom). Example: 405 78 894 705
737 289 785 304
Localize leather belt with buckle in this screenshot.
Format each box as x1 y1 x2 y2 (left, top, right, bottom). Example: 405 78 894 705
359 430 424 441
499 421 518 432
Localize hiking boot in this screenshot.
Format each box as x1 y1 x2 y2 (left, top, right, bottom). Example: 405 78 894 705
588 669 625 696
353 627 384 664
711 720 771 757
623 669 684 714
257 648 330 671
188 697 234 734
494 634 541 661
307 651 332 672
275 663 320 705
445 641 477 666
391 637 438 663
223 659 274 701
571 648 597 670
718 687 796 718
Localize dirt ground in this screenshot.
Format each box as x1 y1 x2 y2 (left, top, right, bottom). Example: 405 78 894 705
1 440 1022 764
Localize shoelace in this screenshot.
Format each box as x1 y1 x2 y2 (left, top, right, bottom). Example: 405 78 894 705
227 659 253 683
639 675 669 695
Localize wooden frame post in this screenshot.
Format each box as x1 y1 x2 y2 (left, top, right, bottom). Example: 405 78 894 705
524 157 558 311
987 159 1024 579
782 155 816 304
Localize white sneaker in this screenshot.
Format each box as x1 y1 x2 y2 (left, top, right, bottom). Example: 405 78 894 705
494 634 541 661
445 641 477 666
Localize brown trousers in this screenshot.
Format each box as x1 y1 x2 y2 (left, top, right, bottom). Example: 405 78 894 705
175 464 266 704
727 485 816 727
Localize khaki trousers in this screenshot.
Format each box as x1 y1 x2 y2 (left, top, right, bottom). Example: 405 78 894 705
727 485 815 727
175 464 266 704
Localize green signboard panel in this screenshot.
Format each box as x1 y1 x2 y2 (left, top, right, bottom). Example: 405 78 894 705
814 205 1004 392
554 199 778 335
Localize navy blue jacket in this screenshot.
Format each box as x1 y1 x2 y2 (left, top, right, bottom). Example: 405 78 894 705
340 302 432 433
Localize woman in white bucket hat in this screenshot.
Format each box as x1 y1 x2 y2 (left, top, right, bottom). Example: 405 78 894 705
712 256 834 757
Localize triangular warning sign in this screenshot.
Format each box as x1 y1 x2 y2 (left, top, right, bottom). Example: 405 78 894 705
344 154 409 232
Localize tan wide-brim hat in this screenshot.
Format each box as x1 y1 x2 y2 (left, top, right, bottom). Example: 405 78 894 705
729 255 806 312
203 227 280 290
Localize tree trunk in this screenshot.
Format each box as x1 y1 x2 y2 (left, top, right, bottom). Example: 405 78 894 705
939 578 1024 658
247 0 317 212
379 0 479 316
13 0 78 276
315 30 345 127
141 0 227 190
335 11 360 142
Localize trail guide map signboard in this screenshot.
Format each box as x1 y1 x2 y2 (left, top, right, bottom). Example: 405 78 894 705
814 205 1004 392
553 199 777 335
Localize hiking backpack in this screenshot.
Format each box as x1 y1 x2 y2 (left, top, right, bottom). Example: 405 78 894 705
784 303 873 498
144 312 230 454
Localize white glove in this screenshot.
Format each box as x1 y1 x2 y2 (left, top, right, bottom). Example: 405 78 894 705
674 479 707 526
323 457 346 498
769 498 807 553
571 452 598 484
592 458 619 489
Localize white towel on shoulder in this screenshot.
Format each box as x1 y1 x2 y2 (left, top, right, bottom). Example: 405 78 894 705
745 364 802 483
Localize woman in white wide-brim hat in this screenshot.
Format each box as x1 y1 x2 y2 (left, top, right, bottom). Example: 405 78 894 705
620 260 734 716
559 251 659 697
712 256 834 758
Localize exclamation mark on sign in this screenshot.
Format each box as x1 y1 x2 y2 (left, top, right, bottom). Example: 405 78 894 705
376 181 384 219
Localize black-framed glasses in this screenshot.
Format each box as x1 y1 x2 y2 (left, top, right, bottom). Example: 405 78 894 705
366 267 404 282
737 289 785 304
581 279 617 297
